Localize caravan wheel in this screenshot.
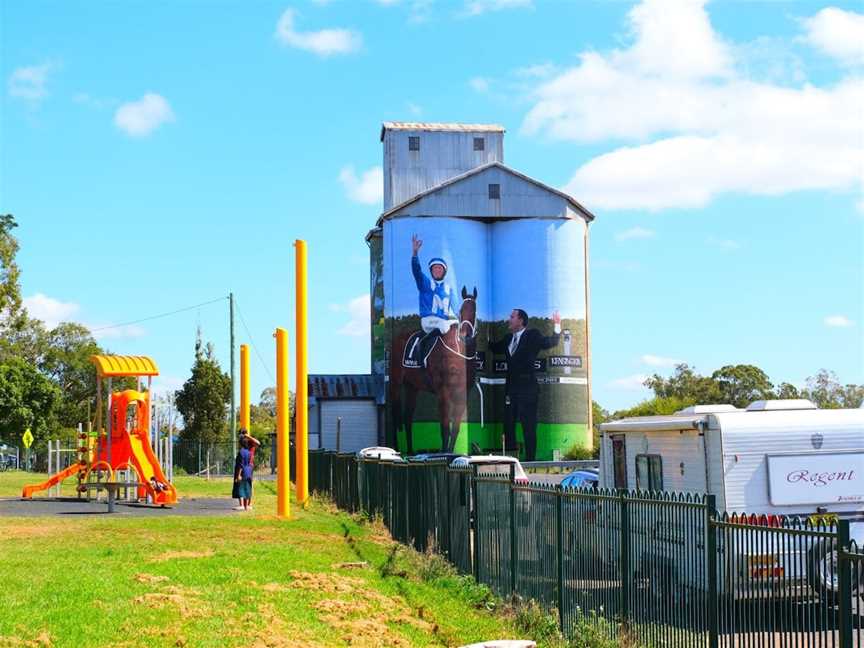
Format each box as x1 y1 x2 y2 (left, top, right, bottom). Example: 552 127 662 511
806 541 861 603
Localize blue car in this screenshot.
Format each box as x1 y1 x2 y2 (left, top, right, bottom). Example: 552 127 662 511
560 468 599 490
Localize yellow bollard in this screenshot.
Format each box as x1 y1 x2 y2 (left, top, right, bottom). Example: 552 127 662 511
294 239 309 506
240 344 250 431
275 327 290 519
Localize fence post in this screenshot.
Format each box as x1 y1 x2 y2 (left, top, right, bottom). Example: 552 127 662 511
510 464 517 595
472 466 480 582
705 494 718 648
556 486 565 633
837 519 853 648
619 491 630 625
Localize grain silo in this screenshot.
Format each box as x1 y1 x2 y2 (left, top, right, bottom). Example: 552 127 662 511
371 122 595 461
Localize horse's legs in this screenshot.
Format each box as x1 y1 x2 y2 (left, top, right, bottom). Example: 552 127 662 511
437 396 452 453
448 396 466 453
404 384 418 455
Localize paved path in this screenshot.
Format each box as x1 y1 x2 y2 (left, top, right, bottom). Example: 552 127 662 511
0 496 241 517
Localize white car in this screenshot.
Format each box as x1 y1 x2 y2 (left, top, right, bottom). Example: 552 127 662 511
356 446 403 462
449 455 529 483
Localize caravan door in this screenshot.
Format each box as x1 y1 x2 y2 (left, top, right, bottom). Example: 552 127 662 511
611 435 627 489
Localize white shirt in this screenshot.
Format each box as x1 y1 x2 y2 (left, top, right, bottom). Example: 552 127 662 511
509 329 524 356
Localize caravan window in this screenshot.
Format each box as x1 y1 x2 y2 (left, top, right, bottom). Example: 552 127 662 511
611 435 627 489
635 454 663 491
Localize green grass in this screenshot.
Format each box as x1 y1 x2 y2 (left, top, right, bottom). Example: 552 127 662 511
0 472 546 647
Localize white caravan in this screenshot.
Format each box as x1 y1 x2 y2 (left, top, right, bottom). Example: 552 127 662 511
597 400 864 600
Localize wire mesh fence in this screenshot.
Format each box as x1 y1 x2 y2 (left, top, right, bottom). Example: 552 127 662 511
308 449 863 647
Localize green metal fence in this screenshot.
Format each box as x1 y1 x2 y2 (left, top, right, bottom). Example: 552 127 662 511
310 451 863 647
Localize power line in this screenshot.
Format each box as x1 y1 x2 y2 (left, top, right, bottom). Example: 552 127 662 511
234 298 276 384
89 296 229 332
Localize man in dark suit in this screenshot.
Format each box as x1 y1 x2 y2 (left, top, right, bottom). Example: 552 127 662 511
489 308 561 461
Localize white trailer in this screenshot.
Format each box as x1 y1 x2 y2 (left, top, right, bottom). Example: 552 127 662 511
597 400 864 600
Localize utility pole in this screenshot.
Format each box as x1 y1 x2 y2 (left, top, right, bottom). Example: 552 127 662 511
230 292 237 456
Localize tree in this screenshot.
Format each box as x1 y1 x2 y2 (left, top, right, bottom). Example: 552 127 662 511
710 364 774 409
774 382 801 399
41 322 102 427
174 335 231 443
0 215 22 322
591 401 607 458
644 364 722 404
802 369 864 409
0 357 60 443
612 395 696 419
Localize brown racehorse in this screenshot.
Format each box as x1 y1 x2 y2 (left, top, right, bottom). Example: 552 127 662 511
389 286 478 454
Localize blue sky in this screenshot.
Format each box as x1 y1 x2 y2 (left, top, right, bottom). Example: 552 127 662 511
2 0 862 411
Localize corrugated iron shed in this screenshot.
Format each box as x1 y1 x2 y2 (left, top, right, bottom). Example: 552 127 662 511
308 374 385 404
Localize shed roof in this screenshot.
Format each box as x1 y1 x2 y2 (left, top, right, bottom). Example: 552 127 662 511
309 374 385 404
90 355 160 377
377 161 595 223
380 122 505 141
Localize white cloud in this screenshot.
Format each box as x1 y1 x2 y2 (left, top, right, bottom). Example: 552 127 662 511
462 0 532 17
469 77 490 93
114 93 174 137
375 0 401 5
339 165 383 205
520 0 864 211
406 101 423 116
23 293 79 329
609 374 649 390
802 7 864 67
336 294 371 337
641 354 682 367
615 226 655 241
22 293 145 338
824 315 854 328
8 63 53 102
275 9 362 57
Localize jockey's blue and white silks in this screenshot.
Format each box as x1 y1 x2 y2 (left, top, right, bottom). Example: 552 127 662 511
412 255 457 320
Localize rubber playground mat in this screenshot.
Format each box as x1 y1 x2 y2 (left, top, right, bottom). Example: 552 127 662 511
0 496 242 517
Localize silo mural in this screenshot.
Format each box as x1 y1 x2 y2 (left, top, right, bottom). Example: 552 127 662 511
383 217 490 455
382 216 589 459
488 219 589 460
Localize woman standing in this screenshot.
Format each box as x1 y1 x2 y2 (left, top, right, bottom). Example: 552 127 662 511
233 436 254 511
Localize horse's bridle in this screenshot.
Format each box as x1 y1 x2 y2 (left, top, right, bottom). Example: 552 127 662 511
438 296 477 360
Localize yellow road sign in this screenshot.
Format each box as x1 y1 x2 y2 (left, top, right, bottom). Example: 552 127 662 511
22 428 34 449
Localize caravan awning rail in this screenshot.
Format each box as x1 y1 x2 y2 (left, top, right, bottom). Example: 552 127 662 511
600 415 705 433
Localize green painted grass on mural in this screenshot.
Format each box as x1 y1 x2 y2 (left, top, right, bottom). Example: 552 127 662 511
397 423 590 460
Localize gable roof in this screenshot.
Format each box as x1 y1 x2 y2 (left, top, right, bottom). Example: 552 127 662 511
380 122 505 141
377 161 595 223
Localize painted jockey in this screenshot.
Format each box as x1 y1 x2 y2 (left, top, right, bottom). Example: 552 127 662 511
411 233 458 365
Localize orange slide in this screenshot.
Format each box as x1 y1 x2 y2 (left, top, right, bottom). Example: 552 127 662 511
21 463 85 498
129 426 176 505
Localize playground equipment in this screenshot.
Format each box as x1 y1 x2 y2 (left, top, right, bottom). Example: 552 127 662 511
22 354 177 506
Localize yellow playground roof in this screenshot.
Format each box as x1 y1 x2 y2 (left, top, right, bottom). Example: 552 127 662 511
90 355 160 377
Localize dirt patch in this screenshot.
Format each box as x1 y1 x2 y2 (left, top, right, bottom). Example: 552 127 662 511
0 522 67 540
224 603 330 648
287 570 363 595
133 586 205 619
148 549 214 562
134 573 170 584
287 570 437 646
0 631 53 647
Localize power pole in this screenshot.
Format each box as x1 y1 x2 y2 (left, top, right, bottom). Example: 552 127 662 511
230 292 237 456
